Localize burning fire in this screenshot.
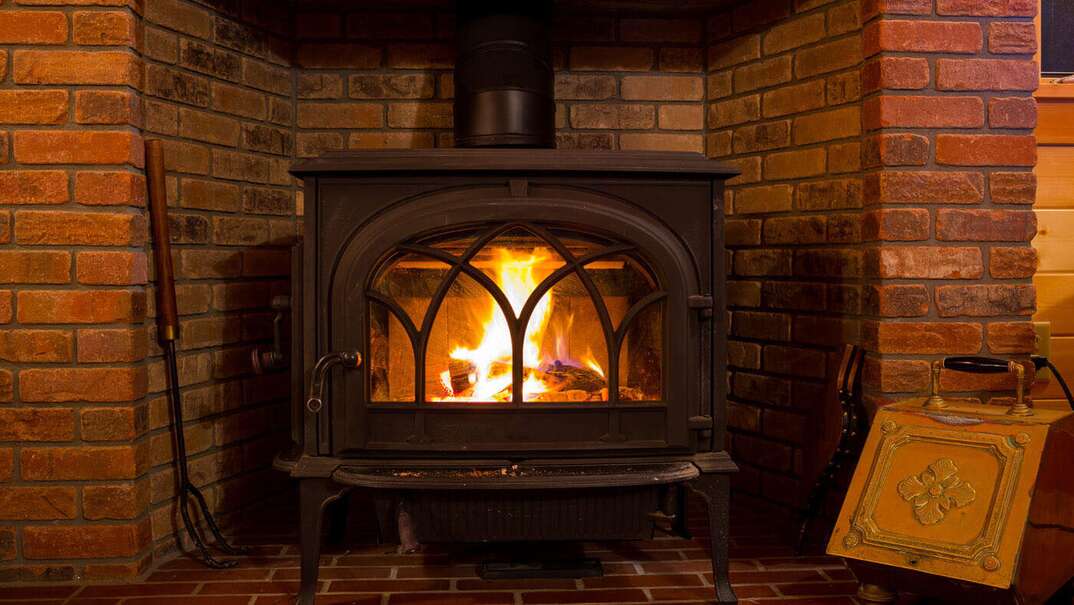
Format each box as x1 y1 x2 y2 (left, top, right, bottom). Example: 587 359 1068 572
433 247 605 402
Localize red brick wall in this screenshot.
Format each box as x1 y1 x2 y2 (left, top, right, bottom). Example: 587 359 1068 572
859 1 1038 409
0 0 1039 579
0 0 153 581
710 0 1038 513
0 0 295 580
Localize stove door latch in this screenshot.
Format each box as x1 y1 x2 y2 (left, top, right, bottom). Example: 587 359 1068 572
306 351 362 414
687 295 714 319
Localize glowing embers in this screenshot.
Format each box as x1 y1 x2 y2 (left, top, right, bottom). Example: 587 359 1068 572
368 226 663 404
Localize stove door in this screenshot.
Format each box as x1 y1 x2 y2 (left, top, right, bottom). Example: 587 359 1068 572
322 180 712 457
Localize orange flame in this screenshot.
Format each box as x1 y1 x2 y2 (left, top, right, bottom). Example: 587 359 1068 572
441 247 554 401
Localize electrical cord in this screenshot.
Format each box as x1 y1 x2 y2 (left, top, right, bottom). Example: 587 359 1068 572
1032 356 1074 409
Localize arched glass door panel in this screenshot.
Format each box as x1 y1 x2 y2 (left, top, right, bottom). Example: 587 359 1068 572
366 223 665 404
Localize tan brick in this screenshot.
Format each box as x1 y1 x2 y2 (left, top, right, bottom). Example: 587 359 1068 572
0 11 68 44
13 50 140 86
297 73 343 99
658 105 704 130
179 107 240 146
733 56 793 94
797 179 864 211
571 104 654 129
621 75 704 101
990 172 1036 204
0 90 68 125
143 26 177 63
0 250 69 284
20 367 146 403
81 406 143 441
618 133 703 152
17 290 145 324
73 10 135 45
348 74 434 99
733 121 790 154
14 131 143 166
707 35 760 71
762 80 826 118
795 37 862 78
298 102 382 129
764 148 827 180
0 171 68 205
865 171 984 204
793 107 861 145
15 210 143 246
83 482 148 520
387 103 453 129
0 486 76 520
211 82 265 120
763 13 826 55
242 59 290 96
77 327 148 363
145 64 209 106
735 185 794 215
866 321 983 355
709 95 760 128
869 246 984 279
76 251 147 285
23 521 150 559
989 22 1037 54
74 90 140 126
144 0 212 38
75 171 145 207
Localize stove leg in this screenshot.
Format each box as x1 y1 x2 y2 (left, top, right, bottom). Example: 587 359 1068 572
687 474 737 605
297 478 351 605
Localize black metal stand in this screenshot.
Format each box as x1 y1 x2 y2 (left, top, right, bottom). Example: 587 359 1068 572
298 478 353 605
687 474 738 605
165 340 247 568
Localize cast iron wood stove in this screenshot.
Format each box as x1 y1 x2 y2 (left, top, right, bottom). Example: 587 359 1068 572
276 5 739 604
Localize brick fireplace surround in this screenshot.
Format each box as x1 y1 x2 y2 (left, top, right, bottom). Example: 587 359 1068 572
0 0 1038 584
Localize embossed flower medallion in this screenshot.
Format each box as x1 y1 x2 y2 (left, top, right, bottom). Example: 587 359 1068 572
897 458 977 525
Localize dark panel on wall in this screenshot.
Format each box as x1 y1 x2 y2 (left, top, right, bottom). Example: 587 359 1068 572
1042 0 1074 76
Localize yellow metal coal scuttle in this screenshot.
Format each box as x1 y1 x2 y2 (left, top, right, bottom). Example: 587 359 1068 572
828 356 1074 604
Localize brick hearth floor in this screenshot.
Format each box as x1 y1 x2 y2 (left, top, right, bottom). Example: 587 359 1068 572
2 497 863 605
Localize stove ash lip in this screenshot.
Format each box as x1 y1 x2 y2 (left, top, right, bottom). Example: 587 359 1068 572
452 1 557 149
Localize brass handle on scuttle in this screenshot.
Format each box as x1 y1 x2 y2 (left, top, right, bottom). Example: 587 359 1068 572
924 356 1030 416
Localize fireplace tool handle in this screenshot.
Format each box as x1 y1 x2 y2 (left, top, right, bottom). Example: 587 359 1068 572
306 351 362 415
146 140 247 568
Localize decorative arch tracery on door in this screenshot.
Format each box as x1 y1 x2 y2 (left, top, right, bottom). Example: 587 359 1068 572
365 222 667 406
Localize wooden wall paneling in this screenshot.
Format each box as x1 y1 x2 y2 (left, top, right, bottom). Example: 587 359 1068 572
1034 274 1074 335
1035 146 1074 208
1037 101 1074 145
1034 210 1074 273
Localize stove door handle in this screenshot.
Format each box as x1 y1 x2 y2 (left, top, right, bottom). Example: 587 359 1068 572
306 351 362 414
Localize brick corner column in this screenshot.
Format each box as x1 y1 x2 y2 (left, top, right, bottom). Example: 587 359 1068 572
0 2 154 581
859 0 1039 410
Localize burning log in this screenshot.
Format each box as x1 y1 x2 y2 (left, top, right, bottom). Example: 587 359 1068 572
542 361 604 393
447 359 476 394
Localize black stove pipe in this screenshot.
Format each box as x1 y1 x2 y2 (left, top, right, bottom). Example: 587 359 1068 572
453 1 555 148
